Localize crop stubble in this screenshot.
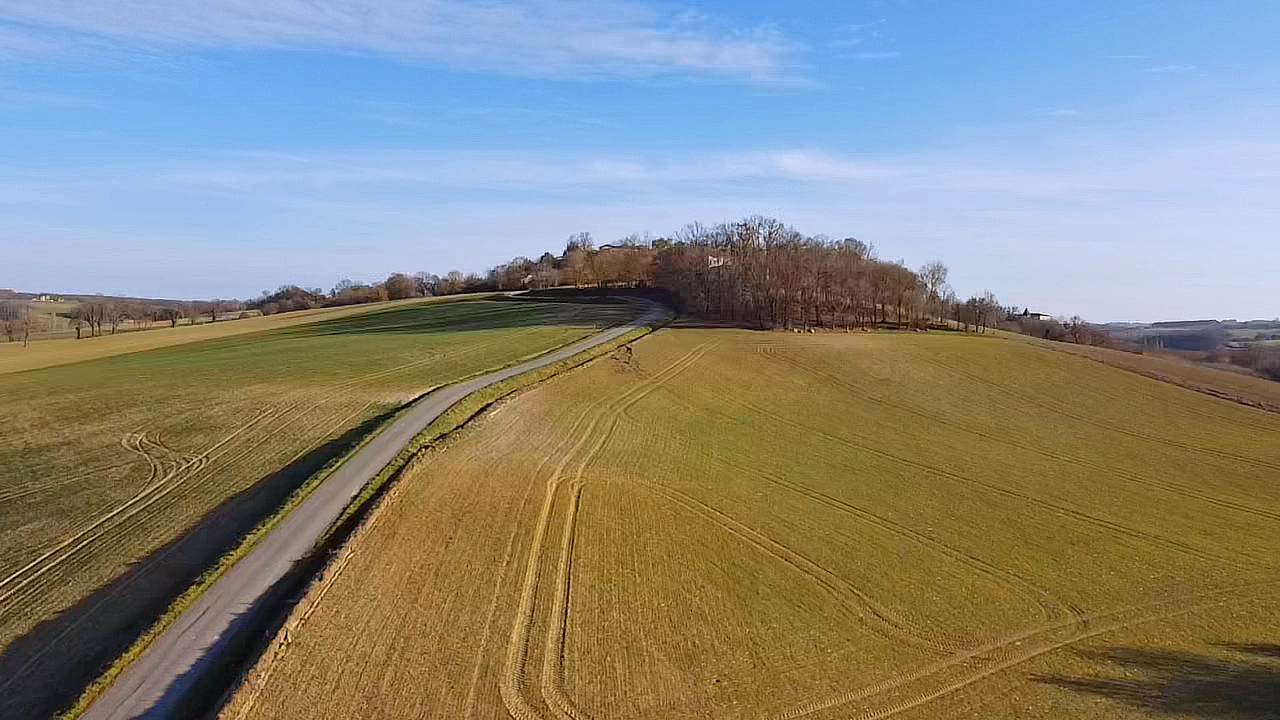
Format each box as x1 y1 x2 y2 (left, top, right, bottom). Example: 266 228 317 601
223 328 1280 720
0 298 629 718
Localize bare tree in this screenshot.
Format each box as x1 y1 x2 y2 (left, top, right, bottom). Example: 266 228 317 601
104 303 123 334
0 302 18 342
918 261 949 325
1068 315 1086 344
20 304 33 346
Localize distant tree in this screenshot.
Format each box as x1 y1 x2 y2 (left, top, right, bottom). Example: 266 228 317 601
440 270 466 295
412 272 438 297
918 261 949 324
384 273 417 300
104 303 123 335
330 279 358 298
158 306 182 328
0 302 18 342
1068 315 1086 343
565 231 595 252
20 304 33 346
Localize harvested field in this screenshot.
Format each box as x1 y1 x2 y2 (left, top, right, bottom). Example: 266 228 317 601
1005 332 1280 415
0 297 632 720
224 327 1280 720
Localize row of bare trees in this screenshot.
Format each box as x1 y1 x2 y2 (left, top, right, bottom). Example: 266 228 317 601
0 302 35 346
65 300 244 339
649 218 952 329
461 216 1026 333
483 217 997 332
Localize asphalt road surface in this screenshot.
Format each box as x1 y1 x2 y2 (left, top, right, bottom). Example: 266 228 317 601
82 299 663 720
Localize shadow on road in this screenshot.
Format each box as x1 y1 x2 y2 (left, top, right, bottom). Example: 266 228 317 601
1034 644 1280 718
0 407 401 720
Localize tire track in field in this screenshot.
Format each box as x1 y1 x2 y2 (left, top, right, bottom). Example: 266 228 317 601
542 347 722 720
0 399 385 698
0 416 265 611
710 452 1073 628
644 482 974 654
462 402 603 719
714 391 1250 572
0 416 272 618
645 379 1075 632
645 368 1075 627
536 340 984 719
1 317 539 619
0 399 374 622
0 395 369 618
501 343 713 720
0 461 136 504
2 303 608 648
915 352 1280 474
761 346 1280 535
770 577 1280 720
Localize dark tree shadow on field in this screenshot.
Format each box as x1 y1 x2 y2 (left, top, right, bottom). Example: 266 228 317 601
1034 645 1280 718
282 293 644 339
0 407 400 720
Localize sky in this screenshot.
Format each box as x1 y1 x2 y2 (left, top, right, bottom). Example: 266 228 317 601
0 0 1277 322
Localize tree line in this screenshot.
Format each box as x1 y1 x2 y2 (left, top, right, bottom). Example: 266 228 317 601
248 216 1009 333
1 298 248 343
483 217 1001 332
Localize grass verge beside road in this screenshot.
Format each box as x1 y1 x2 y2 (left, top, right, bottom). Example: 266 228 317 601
60 313 662 720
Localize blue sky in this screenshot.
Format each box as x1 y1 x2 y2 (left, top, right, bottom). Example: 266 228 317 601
1 0 1277 321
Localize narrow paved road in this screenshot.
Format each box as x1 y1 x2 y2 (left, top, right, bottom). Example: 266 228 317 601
83 299 663 720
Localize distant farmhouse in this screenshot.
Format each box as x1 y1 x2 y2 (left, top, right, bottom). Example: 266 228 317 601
1010 309 1054 322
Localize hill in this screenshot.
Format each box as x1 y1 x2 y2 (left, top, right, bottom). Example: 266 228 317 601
222 326 1280 720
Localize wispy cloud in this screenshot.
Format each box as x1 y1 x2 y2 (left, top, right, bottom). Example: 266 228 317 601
5 141 1279 320
1035 108 1082 117
0 0 798 83
851 51 901 60
826 21 884 49
1145 64 1197 73
1108 54 1149 59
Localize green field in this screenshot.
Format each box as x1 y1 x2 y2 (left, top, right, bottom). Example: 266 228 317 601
0 297 632 720
224 327 1280 720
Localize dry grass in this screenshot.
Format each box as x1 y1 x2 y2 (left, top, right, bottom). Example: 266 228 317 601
222 328 1280 720
0 297 632 720
1003 331 1280 414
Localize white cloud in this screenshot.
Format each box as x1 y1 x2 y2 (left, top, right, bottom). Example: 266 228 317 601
4 141 1278 320
1145 64 1197 73
851 51 900 60
0 0 797 82
1036 108 1082 117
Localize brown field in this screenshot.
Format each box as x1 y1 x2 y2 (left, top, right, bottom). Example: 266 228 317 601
224 327 1280 720
0 297 632 720
1004 331 1280 415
